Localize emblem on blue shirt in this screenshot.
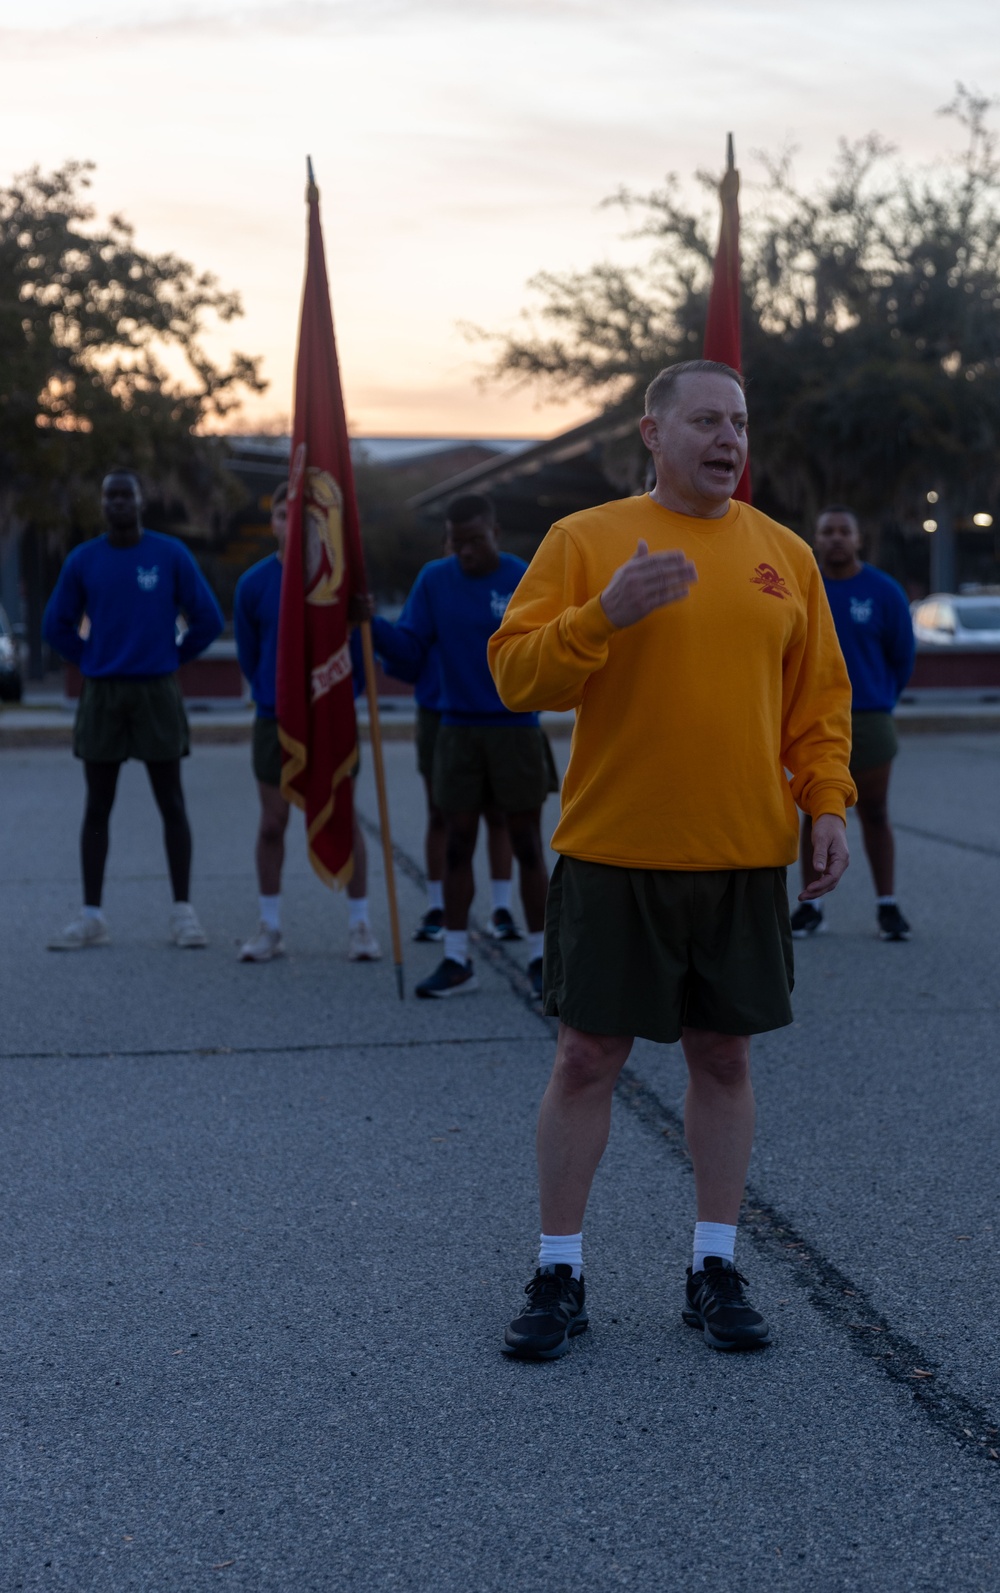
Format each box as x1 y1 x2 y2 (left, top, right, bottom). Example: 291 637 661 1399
137 566 160 591
491 590 513 621
850 597 873 624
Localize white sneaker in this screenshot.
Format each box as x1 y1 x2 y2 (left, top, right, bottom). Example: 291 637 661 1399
170 903 207 948
347 922 382 961
239 923 285 962
47 912 110 951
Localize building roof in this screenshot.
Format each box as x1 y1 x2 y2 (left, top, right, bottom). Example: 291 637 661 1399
408 404 642 513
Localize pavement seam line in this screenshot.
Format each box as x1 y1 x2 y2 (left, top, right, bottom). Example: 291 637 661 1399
893 822 1000 861
360 808 1000 1479
0 1036 538 1063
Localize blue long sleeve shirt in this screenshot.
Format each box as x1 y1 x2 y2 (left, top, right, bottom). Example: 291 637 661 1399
234 554 282 716
369 595 444 712
43 530 223 678
823 564 916 712
233 552 365 716
371 554 537 727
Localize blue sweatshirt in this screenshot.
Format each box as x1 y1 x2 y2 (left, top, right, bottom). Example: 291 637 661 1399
43 530 223 678
823 564 915 712
233 552 365 716
373 583 444 712
371 554 537 727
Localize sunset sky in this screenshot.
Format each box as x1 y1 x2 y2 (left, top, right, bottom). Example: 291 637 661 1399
2 1 997 438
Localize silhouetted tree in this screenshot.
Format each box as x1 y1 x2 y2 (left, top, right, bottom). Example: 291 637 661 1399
483 87 1000 545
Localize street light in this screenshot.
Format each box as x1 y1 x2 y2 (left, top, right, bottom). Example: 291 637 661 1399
927 491 939 504
923 519 938 533
973 512 993 527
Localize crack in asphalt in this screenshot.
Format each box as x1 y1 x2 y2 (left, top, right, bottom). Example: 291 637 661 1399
360 810 1000 1479
0 1036 538 1063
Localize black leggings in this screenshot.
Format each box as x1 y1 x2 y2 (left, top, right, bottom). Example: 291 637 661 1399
82 760 192 907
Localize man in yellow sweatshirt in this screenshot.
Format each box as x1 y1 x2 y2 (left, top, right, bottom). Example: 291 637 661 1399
488 359 855 1358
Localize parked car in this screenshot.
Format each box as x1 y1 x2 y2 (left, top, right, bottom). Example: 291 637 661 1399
911 594 1000 646
0 604 23 701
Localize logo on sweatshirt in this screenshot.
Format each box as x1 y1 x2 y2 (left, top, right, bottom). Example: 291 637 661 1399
850 597 873 624
750 563 789 600
490 590 513 621
137 566 160 592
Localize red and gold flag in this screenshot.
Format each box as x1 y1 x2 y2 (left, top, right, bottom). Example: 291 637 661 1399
703 133 751 504
277 163 368 887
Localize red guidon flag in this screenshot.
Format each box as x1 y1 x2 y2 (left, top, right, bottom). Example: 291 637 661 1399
277 163 368 887
703 133 751 504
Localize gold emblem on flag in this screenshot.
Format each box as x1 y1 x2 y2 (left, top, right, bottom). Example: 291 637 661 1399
302 467 346 606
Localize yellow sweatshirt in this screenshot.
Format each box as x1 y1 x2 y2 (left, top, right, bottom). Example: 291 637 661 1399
489 494 855 871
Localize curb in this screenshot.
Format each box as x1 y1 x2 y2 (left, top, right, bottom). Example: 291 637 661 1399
3 711 999 751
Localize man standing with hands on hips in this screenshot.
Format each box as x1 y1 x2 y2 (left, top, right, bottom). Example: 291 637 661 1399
489 360 855 1359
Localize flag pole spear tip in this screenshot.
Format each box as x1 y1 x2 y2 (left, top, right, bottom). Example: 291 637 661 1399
305 155 318 201
726 132 735 171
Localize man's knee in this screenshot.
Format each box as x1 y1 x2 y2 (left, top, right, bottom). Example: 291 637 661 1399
858 797 890 828
552 1026 630 1096
506 811 544 869
444 815 478 869
684 1031 751 1089
259 813 288 846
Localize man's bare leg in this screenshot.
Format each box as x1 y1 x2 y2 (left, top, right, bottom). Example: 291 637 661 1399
348 815 368 901
422 777 447 885
484 803 513 883
255 781 289 894
505 809 548 934
346 808 381 959
536 1024 632 1234
240 782 289 960
854 762 895 897
681 1028 754 1224
442 811 479 931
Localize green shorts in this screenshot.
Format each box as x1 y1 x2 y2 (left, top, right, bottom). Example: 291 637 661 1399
432 723 553 815
416 706 441 783
253 713 359 788
543 856 794 1044
850 711 898 776
73 675 190 763
253 714 282 787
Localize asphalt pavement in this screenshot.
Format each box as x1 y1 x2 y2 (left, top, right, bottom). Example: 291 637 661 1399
2 732 1000 1590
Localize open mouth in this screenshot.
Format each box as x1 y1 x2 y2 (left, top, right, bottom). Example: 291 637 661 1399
703 457 735 480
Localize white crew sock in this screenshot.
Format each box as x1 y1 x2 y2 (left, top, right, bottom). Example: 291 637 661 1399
426 879 444 911
693 1221 737 1274
491 878 512 913
539 1232 583 1279
876 895 897 907
348 897 369 929
259 894 281 931
444 929 469 966
81 905 105 921
526 931 545 963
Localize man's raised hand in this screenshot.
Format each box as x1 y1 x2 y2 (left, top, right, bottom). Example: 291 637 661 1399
600 539 698 630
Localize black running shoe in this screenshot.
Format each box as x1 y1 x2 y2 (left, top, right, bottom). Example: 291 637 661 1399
790 902 826 939
682 1257 772 1351
487 907 522 942
528 957 544 999
502 1265 588 1360
414 957 479 999
413 907 445 943
877 903 910 942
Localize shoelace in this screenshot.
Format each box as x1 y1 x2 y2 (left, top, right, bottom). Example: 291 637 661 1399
524 1272 574 1310
701 1266 749 1304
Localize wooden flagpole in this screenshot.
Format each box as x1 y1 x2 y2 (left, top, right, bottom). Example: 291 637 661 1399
359 620 405 999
